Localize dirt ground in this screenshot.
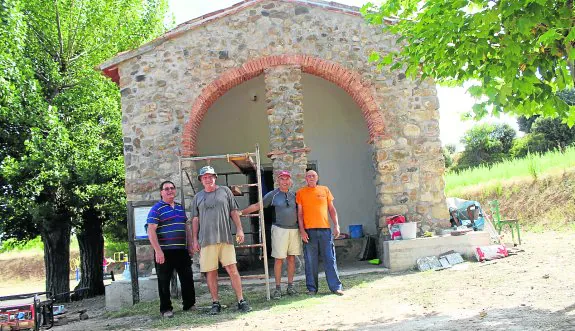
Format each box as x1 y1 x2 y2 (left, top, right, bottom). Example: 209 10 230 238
24 230 570 331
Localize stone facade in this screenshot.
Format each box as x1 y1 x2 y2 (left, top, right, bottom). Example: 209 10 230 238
100 0 450 237
265 65 308 189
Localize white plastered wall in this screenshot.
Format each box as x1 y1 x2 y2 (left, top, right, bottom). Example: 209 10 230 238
196 73 377 235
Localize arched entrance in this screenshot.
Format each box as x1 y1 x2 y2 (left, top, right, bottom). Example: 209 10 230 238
181 55 386 156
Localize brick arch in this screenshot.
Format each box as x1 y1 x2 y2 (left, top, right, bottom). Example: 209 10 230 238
181 54 386 156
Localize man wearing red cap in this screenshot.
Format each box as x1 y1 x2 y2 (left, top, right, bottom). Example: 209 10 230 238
242 170 301 299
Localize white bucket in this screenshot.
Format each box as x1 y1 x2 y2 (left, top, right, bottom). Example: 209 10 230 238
398 222 417 240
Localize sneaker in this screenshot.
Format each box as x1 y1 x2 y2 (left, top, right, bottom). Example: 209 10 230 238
237 300 252 313
307 291 317 296
161 310 174 318
332 289 344 296
286 286 297 296
209 302 221 315
272 288 282 300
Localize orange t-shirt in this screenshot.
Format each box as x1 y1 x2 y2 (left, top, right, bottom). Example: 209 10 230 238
296 185 334 229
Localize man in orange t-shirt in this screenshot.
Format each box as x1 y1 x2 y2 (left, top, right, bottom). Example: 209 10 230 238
296 170 343 295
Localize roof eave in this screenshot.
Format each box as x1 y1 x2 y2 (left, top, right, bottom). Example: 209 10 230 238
97 0 395 83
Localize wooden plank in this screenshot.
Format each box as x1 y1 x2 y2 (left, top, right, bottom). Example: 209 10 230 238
240 214 260 218
229 155 256 174
218 274 268 281
233 183 258 187
235 243 264 249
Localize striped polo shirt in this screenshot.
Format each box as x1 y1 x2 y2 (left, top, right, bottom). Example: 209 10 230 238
146 200 187 250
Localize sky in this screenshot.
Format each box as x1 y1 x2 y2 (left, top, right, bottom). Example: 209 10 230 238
166 0 519 150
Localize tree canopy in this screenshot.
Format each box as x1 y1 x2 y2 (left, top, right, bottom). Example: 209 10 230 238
0 0 168 298
362 0 575 124
455 123 516 170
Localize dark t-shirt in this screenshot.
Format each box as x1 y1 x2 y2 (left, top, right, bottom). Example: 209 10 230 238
263 189 298 229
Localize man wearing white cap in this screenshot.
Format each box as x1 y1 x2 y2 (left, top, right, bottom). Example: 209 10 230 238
242 170 301 299
189 165 252 314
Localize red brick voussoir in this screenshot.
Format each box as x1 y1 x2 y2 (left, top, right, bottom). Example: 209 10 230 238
181 55 386 156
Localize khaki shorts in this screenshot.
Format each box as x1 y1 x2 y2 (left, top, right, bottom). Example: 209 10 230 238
199 243 237 272
271 225 302 259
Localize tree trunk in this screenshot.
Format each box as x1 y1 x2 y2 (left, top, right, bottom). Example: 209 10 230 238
74 211 104 299
42 219 71 302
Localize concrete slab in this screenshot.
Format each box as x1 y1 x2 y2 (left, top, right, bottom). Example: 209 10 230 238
105 277 160 311
381 231 490 272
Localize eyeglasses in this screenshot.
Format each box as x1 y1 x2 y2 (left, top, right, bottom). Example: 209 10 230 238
285 193 290 207
162 187 176 191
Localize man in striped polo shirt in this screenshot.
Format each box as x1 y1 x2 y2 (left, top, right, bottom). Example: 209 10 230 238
147 180 196 318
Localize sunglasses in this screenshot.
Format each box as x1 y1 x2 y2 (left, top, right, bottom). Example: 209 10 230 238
285 193 290 207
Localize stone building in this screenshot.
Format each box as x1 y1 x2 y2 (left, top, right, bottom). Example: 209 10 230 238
99 0 450 252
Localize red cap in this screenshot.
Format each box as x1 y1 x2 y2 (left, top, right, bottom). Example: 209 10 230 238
277 170 291 178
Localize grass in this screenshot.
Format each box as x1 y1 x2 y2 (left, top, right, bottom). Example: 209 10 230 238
0 235 127 257
445 146 575 197
105 272 385 329
0 236 44 253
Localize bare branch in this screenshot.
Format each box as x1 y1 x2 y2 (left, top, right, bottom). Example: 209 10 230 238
67 0 85 65
68 38 109 64
53 0 67 73
28 24 58 60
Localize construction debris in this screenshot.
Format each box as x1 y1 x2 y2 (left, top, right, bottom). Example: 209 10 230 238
416 252 465 272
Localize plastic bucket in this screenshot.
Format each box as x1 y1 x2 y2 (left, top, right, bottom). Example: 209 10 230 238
349 224 364 238
398 222 417 240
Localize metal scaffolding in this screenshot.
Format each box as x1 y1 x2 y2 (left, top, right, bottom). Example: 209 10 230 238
178 145 270 301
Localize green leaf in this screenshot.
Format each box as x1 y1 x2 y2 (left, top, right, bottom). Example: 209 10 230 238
538 29 562 45
381 53 394 65
565 28 575 42
364 0 575 121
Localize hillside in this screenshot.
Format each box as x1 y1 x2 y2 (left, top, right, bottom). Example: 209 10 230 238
450 168 575 231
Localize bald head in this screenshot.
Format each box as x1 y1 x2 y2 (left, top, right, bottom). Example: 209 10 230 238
305 170 318 187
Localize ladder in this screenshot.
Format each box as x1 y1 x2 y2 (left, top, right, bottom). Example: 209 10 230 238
178 145 270 300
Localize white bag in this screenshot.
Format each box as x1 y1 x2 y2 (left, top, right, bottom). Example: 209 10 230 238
474 244 508 262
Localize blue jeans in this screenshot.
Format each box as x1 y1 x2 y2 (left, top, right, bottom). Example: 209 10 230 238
303 228 343 292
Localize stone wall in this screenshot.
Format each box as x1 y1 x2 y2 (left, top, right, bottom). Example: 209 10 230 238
264 65 307 189
109 0 450 233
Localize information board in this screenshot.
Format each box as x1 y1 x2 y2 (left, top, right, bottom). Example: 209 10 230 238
134 205 153 240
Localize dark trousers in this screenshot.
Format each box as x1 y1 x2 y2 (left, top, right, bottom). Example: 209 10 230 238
155 249 196 313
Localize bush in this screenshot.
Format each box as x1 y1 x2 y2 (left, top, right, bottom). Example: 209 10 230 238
104 240 129 257
510 134 550 158
0 236 43 253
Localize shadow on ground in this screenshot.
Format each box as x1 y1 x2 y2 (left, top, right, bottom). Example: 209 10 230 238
354 305 575 331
